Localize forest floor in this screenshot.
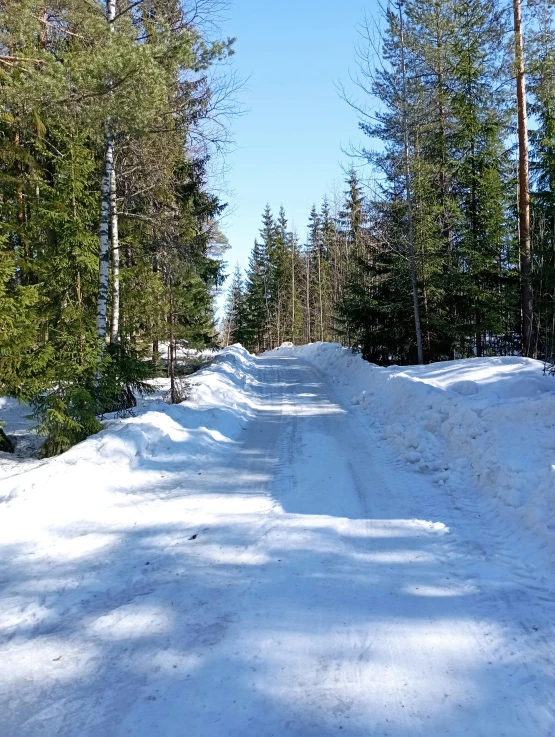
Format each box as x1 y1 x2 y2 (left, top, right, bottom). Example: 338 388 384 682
1 345 555 736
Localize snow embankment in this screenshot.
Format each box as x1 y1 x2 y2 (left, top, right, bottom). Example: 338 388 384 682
0 345 258 503
285 343 555 554
0 396 43 480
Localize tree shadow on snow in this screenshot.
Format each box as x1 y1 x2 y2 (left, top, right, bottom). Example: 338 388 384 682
1 355 554 737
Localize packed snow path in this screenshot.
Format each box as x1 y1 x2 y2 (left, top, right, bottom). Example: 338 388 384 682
2 352 555 736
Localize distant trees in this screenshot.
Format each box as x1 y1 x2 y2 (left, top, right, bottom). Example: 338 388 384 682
227 0 555 366
221 264 247 347
224 200 341 353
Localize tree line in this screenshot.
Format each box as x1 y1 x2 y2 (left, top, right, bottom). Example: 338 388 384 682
223 0 555 367
0 0 234 454
220 185 364 353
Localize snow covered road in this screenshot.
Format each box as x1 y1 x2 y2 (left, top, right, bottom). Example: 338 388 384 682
1 350 555 736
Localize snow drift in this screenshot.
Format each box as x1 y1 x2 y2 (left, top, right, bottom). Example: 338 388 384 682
3 341 554 557
0 345 258 503
282 343 555 556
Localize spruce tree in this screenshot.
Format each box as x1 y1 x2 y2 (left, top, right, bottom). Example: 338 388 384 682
0 0 235 450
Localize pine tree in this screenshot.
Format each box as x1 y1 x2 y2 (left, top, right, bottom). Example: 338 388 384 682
528 0 555 362
0 0 235 449
513 0 534 356
244 239 270 352
335 0 517 363
221 264 247 346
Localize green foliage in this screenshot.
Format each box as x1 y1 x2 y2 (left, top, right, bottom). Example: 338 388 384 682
0 0 233 454
335 0 519 363
31 342 155 458
32 386 102 459
221 263 248 346
0 239 43 400
228 201 337 352
98 343 155 413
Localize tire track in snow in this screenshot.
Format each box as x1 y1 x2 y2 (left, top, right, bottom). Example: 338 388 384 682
295 353 555 733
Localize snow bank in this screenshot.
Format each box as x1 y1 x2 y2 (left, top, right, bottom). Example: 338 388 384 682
0 345 258 504
283 343 555 554
0 396 43 480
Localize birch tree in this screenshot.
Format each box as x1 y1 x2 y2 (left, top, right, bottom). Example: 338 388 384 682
96 0 117 343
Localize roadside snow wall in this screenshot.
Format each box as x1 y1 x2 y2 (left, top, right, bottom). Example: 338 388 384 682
286 343 555 555
0 345 258 503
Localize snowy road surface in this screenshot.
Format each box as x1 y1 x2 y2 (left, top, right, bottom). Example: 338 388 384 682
2 351 555 736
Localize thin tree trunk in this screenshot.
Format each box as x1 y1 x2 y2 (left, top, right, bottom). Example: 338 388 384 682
152 339 159 372
398 0 424 364
96 0 117 342
169 283 176 403
291 240 295 341
109 165 120 344
225 315 232 347
306 251 311 343
513 0 534 357
152 250 159 371
96 131 113 340
435 11 452 269
277 294 281 346
12 122 29 286
318 246 324 342
471 133 482 357
70 145 86 366
38 7 47 48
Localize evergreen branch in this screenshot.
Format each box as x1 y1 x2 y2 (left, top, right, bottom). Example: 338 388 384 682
34 17 85 40
0 55 45 66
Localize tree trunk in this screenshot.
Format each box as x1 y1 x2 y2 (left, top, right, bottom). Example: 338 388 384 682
169 284 177 403
38 7 47 48
306 251 311 343
398 0 424 364
152 339 159 373
513 0 534 357
291 240 295 340
96 131 113 341
318 246 324 341
276 293 281 346
109 165 120 344
96 0 117 343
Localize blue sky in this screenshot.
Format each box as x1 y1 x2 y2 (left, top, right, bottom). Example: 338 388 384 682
217 0 373 288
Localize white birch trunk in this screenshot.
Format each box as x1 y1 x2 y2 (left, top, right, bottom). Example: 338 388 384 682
96 0 117 342
109 164 120 344
96 131 113 341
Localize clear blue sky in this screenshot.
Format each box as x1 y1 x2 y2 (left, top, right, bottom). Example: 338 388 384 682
217 0 373 291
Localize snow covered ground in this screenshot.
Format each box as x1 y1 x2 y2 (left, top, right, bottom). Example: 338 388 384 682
0 349 218 482
285 343 555 559
0 396 43 480
1 344 555 736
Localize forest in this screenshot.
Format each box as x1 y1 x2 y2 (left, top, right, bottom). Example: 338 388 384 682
3 3 555 731
222 0 555 370
3 0 555 457
0 0 234 455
